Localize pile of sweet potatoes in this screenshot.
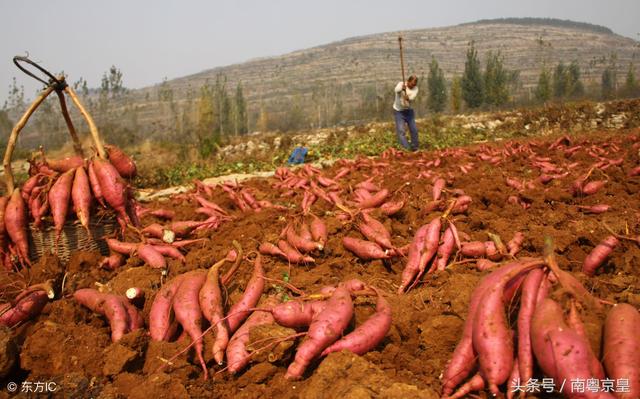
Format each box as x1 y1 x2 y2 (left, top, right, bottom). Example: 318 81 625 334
1 145 138 269
442 260 640 398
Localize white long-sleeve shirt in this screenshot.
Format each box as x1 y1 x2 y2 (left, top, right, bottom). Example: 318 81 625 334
393 81 418 111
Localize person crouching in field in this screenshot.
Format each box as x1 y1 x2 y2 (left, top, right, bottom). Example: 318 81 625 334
392 75 419 151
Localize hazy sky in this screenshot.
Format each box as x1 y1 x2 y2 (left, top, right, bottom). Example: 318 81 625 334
1 0 638 104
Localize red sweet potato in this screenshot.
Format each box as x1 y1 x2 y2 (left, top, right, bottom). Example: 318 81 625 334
71 166 92 231
226 254 265 333
472 260 544 395
137 244 167 269
105 144 137 178
271 300 328 329
0 291 48 327
442 261 532 397
286 225 321 253
359 212 393 249
48 168 76 244
105 238 138 255
507 232 525 256
74 288 143 342
460 241 486 257
432 177 446 201
435 226 456 271
342 236 389 260
447 373 485 399
309 214 327 249
582 235 618 276
99 252 126 270
92 157 130 224
45 155 84 173
151 244 186 263
357 188 389 209
277 240 315 264
226 296 279 374
582 180 606 195
380 198 405 216
172 271 208 378
87 161 106 207
199 261 228 364
285 286 353 379
397 223 429 294
602 303 640 399
5 189 29 263
321 289 391 356
259 242 287 258
150 274 188 341
517 268 545 387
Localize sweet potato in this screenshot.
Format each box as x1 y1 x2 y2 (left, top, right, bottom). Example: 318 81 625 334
446 373 485 399
277 240 315 264
5 189 29 264
48 168 76 244
309 214 327 249
199 261 228 364
506 232 525 256
271 300 328 329
460 241 486 257
443 262 527 397
408 218 442 288
582 235 618 276
0 291 48 327
226 296 279 374
548 328 614 398
87 161 106 207
285 286 353 379
226 254 265 333
105 238 138 255
517 268 545 388
259 242 287 258
105 144 137 178
380 198 405 216
137 244 167 269
74 288 143 342
99 252 126 270
286 225 321 253
432 177 446 201
149 273 189 341
582 180 606 195
321 289 391 356
172 271 208 378
71 166 92 231
530 298 569 377
435 226 456 271
151 244 186 263
577 204 610 214
602 303 640 399
92 157 130 224
45 155 84 173
472 260 544 395
342 236 389 260
359 212 393 249
357 188 389 209
397 223 430 294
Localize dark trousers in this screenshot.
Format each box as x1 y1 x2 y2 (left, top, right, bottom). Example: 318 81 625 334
394 109 418 151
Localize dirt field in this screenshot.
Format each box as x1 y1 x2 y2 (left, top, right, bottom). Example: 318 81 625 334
2 127 639 399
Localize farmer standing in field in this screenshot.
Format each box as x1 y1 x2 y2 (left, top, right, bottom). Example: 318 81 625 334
393 75 420 151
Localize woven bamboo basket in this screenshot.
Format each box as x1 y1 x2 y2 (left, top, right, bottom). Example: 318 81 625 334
4 57 119 264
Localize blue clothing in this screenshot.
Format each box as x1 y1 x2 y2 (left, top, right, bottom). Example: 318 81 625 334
287 146 308 164
394 109 419 151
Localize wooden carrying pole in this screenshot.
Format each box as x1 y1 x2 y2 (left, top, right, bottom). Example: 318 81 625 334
3 85 55 193
398 36 406 85
64 85 107 160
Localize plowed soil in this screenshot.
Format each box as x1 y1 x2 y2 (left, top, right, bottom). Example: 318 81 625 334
2 127 639 399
